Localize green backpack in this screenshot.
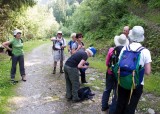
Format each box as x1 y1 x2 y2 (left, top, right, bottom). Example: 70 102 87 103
112 45 145 103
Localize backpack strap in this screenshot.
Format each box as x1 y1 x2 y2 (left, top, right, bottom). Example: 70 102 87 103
126 45 130 51
136 46 145 52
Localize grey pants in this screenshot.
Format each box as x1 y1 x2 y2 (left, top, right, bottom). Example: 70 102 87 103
64 65 80 100
11 55 25 79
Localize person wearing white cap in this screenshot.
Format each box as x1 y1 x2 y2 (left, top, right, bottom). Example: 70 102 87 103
64 47 96 102
115 26 152 114
2 29 26 83
101 34 129 114
51 30 67 74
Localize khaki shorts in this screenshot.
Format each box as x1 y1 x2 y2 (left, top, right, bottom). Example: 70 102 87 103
54 50 65 62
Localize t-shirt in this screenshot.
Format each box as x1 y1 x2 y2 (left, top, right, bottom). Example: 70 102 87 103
72 42 85 52
119 42 152 85
65 51 88 68
9 38 23 56
68 40 75 49
53 37 67 50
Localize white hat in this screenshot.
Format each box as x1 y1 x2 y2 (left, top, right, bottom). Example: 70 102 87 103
128 26 144 42
57 31 63 35
114 34 129 46
13 29 22 35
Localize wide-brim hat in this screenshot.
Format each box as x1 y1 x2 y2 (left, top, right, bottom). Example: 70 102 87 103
57 31 63 35
86 47 96 57
114 34 129 46
128 26 144 42
13 29 22 35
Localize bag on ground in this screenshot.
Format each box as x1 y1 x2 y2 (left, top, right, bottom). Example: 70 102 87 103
78 87 95 101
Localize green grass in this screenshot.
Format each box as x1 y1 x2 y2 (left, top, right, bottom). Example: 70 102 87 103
144 73 160 96
0 39 49 113
88 57 106 73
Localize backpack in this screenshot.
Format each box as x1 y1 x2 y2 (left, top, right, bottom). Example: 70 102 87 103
52 37 64 50
7 39 23 56
113 45 145 103
78 87 95 101
108 46 123 68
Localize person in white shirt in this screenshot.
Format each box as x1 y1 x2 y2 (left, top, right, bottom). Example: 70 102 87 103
51 31 67 74
115 26 152 114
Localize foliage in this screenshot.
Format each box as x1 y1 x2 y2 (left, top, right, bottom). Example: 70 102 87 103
0 0 36 42
148 0 160 8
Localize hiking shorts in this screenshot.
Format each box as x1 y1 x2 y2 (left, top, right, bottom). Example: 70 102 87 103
53 50 65 62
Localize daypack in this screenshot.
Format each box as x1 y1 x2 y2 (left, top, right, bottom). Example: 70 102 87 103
78 87 95 101
108 46 123 68
7 39 23 56
113 45 145 103
52 37 64 50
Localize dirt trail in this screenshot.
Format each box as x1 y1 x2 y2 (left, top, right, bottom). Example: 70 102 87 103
8 43 102 114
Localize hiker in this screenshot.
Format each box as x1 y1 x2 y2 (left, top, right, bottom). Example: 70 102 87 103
101 34 129 114
64 47 96 102
123 26 132 43
67 33 76 55
2 29 26 83
114 26 152 114
71 33 88 83
51 31 67 74
123 26 130 38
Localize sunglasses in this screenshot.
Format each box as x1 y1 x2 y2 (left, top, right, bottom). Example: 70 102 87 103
17 32 21 34
58 33 62 35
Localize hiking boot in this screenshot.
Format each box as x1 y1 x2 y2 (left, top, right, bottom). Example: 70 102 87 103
22 75 26 82
60 70 64 73
60 67 64 73
52 67 56 74
72 99 81 103
82 81 88 84
11 79 18 84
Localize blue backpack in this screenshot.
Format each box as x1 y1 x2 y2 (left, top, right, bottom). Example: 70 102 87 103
113 45 145 90
113 45 145 103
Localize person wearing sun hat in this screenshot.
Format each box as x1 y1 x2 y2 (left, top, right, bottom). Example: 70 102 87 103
51 30 67 74
2 29 26 83
64 47 96 102
101 34 129 114
115 26 152 114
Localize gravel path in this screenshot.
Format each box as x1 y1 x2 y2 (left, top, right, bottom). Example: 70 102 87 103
8 43 102 114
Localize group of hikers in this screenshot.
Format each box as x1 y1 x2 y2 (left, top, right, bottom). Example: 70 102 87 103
2 25 152 114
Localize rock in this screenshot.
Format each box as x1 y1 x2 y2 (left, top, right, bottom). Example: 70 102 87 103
89 77 96 81
140 97 146 102
93 86 100 90
148 108 155 114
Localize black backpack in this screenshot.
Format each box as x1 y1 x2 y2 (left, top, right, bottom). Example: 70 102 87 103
108 46 123 68
7 39 23 56
78 87 95 101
